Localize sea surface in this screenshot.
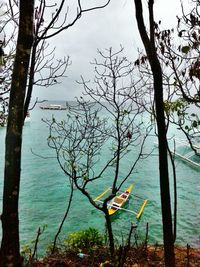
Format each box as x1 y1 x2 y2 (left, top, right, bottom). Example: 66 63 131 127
0 102 199 254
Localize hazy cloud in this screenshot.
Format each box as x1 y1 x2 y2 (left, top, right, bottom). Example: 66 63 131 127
32 0 190 101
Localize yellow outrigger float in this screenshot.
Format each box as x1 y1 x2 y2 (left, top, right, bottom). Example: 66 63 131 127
94 184 148 220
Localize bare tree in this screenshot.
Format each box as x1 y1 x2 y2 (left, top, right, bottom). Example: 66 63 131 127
0 3 16 127
45 47 150 256
1 0 112 118
0 1 34 265
0 0 111 265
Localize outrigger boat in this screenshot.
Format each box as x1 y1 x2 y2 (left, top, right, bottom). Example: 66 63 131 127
155 137 200 169
108 184 133 216
173 139 200 168
40 104 67 110
94 184 148 220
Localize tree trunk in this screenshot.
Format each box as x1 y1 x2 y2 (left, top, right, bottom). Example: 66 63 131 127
152 56 175 267
133 0 175 266
23 42 37 119
0 1 34 266
104 210 115 257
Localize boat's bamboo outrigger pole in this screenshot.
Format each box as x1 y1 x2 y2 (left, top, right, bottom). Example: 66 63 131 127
94 187 148 220
110 205 138 215
96 198 148 219
94 187 111 201
136 199 148 220
96 199 138 215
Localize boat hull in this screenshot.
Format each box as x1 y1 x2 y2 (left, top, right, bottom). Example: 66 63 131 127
108 184 133 216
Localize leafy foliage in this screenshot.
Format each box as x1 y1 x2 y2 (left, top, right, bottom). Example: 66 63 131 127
63 227 104 253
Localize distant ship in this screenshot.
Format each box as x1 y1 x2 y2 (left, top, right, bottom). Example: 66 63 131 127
40 104 67 110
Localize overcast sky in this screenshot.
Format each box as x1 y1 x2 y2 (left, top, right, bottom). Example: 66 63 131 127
2 0 191 101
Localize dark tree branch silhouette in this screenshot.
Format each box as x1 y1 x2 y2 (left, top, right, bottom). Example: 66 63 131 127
45 48 150 256
0 1 34 265
133 1 175 266
0 1 111 265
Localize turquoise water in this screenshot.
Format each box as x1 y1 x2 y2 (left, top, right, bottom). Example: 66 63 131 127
0 105 199 254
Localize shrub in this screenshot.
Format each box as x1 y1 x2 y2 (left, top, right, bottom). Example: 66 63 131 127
64 227 104 252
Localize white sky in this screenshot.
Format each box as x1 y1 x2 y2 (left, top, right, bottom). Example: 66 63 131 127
29 0 191 101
